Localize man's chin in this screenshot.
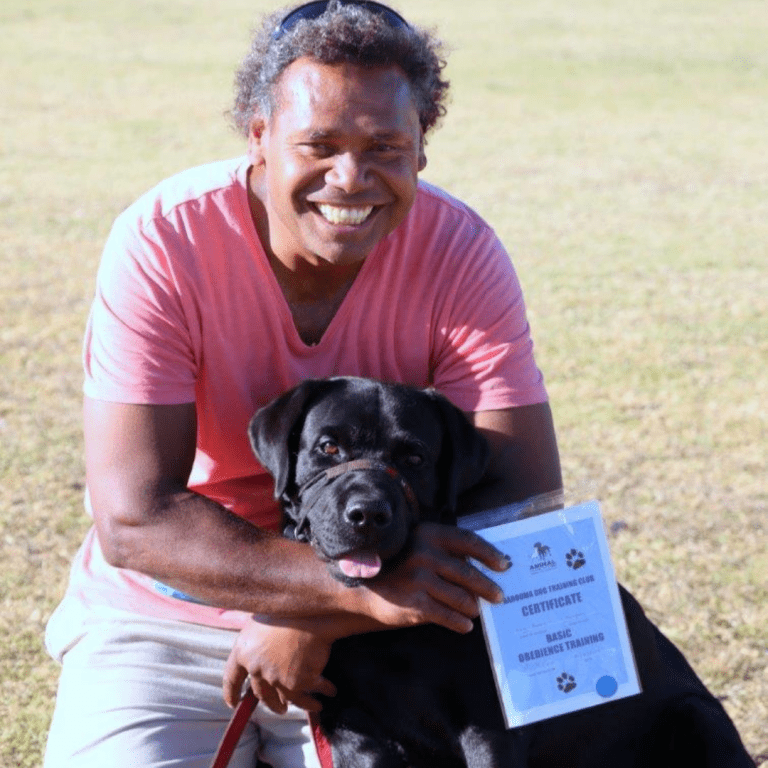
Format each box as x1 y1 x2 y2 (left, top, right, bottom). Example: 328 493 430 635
300 212 396 266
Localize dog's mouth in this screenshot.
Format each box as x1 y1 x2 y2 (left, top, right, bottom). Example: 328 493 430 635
293 458 421 584
336 551 383 580
307 534 389 583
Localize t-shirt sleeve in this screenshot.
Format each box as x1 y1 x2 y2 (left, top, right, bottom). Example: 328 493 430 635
83 209 198 405
430 220 547 413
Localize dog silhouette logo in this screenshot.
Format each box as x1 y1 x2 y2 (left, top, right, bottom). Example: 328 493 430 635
529 542 556 574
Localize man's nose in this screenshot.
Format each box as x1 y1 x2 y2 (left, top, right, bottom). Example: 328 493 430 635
326 152 370 193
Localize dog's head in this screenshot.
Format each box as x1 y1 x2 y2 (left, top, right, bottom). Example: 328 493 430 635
248 377 490 585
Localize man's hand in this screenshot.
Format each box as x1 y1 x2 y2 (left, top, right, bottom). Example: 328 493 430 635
223 618 338 714
222 523 508 714
360 522 510 634
353 403 559 635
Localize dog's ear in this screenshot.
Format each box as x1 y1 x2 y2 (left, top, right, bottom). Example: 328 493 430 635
248 379 334 499
424 390 491 518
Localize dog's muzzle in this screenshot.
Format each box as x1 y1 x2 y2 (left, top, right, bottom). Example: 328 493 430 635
293 458 419 542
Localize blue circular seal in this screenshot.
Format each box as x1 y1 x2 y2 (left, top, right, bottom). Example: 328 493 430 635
596 675 618 698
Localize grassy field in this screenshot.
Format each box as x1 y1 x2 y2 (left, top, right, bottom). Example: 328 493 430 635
1 0 766 764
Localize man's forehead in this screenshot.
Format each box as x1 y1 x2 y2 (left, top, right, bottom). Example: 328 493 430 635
273 57 418 121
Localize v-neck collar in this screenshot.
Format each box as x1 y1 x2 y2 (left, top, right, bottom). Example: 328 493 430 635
237 160 385 351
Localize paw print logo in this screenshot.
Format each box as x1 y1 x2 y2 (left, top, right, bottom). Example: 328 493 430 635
565 548 586 570
557 672 577 693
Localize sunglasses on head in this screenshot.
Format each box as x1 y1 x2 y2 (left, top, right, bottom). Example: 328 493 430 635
273 0 409 41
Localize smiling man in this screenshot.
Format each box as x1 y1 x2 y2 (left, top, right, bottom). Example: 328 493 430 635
43 2 561 767
250 60 426 263
248 59 427 345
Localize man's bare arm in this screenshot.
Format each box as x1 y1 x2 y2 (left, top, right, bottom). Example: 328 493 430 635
84 397 508 632
464 401 563 512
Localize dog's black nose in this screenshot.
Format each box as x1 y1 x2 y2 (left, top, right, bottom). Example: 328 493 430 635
345 501 393 530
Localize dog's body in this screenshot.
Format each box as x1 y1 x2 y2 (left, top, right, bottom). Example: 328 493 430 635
249 377 753 768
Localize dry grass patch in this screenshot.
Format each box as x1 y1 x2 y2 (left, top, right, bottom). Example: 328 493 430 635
2 0 766 764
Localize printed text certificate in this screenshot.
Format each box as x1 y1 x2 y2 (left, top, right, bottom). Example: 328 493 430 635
461 500 641 727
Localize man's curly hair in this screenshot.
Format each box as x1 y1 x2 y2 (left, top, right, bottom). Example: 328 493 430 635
230 1 449 137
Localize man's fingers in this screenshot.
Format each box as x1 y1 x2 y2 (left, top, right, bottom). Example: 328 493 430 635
314 676 337 700
414 525 506 607
427 601 475 634
222 652 249 708
437 525 511 573
250 677 287 715
366 522 511 633
251 676 336 714
435 555 504 606
424 569 481 619
285 693 322 713
284 675 336 712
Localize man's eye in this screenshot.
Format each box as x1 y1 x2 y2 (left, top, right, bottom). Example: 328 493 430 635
304 143 334 158
372 143 400 156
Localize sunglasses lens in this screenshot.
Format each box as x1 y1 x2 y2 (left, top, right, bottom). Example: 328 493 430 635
274 1 408 40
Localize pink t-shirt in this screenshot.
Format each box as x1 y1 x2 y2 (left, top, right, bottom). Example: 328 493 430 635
72 156 548 629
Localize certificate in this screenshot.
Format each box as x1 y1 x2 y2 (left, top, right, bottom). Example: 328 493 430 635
460 499 641 728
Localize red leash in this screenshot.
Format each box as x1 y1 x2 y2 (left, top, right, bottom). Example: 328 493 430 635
211 689 334 768
211 689 259 768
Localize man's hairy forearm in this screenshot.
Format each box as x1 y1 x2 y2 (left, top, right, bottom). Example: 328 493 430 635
93 487 363 619
84 398 515 639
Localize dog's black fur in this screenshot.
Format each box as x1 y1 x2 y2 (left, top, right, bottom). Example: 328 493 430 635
249 377 753 768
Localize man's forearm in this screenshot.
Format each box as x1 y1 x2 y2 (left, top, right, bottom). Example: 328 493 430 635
94 487 362 619
464 402 563 515
85 397 510 639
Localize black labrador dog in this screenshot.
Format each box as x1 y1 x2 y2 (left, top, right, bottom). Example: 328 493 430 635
248 377 753 768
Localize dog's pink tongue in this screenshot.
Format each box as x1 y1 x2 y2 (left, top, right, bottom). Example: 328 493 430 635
338 553 382 579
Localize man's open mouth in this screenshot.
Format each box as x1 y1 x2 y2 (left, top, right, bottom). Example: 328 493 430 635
315 203 375 226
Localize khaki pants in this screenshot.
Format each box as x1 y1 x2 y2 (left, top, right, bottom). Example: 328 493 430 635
43 595 321 768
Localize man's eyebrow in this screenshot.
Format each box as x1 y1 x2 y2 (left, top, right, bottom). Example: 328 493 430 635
302 129 339 141
297 128 412 143
370 130 411 142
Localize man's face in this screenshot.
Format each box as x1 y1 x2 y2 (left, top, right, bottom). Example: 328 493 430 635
249 58 427 269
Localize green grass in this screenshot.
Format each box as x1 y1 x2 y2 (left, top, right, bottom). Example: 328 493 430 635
2 0 766 764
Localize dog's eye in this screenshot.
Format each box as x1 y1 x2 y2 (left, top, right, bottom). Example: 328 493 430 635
319 440 340 455
404 453 424 467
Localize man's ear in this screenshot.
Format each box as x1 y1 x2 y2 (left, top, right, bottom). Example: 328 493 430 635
418 132 427 172
247 116 267 166
248 379 335 500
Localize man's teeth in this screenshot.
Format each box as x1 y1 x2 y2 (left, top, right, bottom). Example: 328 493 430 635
317 204 373 225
